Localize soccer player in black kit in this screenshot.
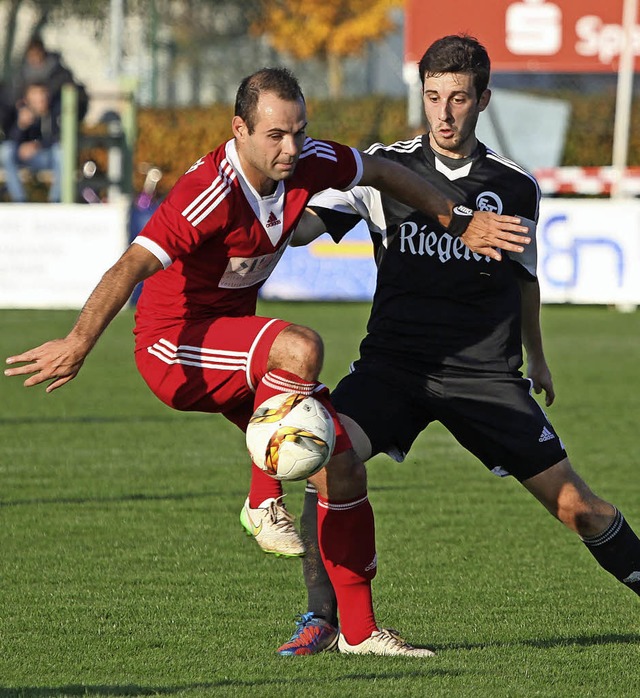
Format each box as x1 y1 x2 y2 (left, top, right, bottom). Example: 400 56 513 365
272 34 640 656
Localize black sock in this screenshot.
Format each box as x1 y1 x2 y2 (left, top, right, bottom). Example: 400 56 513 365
581 508 640 596
301 484 338 626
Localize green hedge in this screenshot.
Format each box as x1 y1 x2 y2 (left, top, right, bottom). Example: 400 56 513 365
132 96 414 194
82 92 640 196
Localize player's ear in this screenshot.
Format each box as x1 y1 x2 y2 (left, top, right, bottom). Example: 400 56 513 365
232 115 247 140
478 89 491 112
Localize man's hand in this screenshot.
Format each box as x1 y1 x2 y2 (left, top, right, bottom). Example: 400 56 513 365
527 355 555 407
18 141 41 161
16 105 36 129
462 211 530 261
5 337 90 393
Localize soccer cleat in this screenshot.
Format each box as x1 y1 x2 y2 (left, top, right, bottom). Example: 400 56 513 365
338 628 436 657
240 496 305 557
277 612 339 655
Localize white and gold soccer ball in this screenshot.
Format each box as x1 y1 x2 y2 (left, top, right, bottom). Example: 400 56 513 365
246 392 336 481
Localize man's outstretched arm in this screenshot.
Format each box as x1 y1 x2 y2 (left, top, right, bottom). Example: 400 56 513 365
5 244 162 392
358 153 530 260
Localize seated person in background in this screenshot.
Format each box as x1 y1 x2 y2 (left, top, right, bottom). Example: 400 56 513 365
0 81 17 140
0 82 61 202
12 36 78 114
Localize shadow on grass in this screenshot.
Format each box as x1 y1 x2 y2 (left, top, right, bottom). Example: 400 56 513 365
1 635 636 695
0 415 213 426
440 631 640 651
0 491 220 508
0 671 456 697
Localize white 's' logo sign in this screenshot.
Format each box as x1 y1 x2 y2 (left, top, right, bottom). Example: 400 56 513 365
506 0 562 56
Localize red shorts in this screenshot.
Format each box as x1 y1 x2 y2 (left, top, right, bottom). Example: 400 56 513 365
134 315 289 414
134 314 353 454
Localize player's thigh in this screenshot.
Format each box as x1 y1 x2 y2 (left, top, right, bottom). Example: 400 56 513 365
331 367 431 462
337 413 373 462
436 372 567 481
135 316 289 412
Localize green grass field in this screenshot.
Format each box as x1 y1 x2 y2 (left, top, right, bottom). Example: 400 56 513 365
1 303 639 698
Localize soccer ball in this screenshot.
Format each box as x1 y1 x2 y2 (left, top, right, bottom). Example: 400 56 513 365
246 392 336 481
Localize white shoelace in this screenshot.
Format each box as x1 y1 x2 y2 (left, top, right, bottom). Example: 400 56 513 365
266 496 295 531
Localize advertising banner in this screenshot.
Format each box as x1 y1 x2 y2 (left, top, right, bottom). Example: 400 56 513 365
261 222 376 302
537 199 640 305
1 201 637 309
0 204 129 309
261 200 640 307
405 0 639 72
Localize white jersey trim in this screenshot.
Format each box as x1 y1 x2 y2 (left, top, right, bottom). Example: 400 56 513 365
486 148 541 218
505 215 538 278
300 138 338 163
226 139 285 246
246 318 282 392
434 157 473 181
299 138 363 190
182 153 237 227
366 136 422 156
133 236 173 269
348 147 364 189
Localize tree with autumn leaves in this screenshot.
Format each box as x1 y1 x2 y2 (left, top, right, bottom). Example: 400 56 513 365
252 0 404 97
0 0 403 103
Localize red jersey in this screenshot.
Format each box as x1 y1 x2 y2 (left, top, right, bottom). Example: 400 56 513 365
133 138 362 343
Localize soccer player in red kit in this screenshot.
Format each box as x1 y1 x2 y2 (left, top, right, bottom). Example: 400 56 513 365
5 67 529 654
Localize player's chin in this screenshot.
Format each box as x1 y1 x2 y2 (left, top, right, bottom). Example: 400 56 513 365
274 163 296 179
435 133 458 149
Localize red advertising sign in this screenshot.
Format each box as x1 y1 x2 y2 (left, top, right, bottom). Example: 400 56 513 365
405 0 639 72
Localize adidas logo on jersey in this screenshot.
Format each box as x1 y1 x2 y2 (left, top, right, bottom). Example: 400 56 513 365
266 211 281 228
538 426 555 443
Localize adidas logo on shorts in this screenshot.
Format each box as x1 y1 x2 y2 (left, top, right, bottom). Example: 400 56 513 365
538 426 555 443
365 554 378 572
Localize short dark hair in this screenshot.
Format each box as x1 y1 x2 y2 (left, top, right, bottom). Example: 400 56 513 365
25 36 46 56
418 34 491 99
234 67 305 133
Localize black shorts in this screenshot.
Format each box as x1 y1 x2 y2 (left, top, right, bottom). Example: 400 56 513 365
330 360 568 482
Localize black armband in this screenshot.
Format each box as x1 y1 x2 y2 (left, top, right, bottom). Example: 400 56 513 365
447 205 474 237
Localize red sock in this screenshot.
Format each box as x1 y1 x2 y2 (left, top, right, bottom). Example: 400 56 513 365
255 370 317 404
317 493 378 644
248 370 317 508
248 462 282 509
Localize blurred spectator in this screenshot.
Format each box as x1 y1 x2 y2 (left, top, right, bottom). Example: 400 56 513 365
0 83 61 202
0 81 17 141
11 36 89 122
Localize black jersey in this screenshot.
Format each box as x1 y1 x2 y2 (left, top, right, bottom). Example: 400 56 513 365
309 135 540 373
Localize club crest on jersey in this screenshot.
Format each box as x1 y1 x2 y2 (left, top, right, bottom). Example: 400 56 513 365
185 157 206 174
476 191 503 214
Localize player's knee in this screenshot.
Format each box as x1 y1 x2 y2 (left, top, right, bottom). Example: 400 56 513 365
310 449 367 499
270 324 324 380
556 489 615 537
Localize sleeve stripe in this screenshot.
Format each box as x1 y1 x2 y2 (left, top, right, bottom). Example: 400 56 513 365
299 138 338 163
133 236 173 268
182 159 237 224
366 136 422 155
